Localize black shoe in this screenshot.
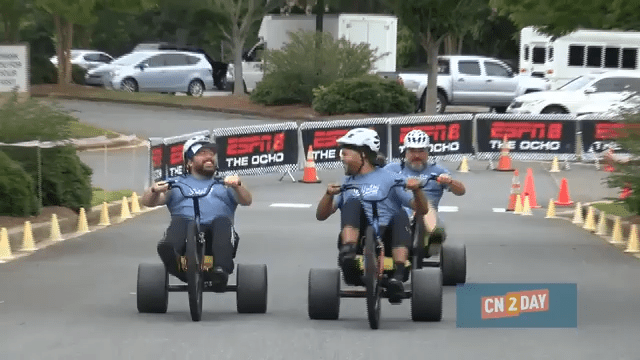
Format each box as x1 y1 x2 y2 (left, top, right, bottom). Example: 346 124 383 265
204 266 228 291
338 243 358 269
387 278 404 304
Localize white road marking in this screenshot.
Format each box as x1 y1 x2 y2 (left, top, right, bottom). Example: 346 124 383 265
493 208 507 212
130 292 136 295
269 203 313 208
438 206 458 212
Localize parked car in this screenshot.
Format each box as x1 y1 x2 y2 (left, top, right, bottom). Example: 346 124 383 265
396 55 551 114
99 50 215 96
576 92 640 118
86 43 229 91
132 42 229 91
507 70 640 114
50 49 114 71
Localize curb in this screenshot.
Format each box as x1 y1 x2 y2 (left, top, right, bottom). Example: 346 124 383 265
31 93 403 122
73 135 149 151
0 196 162 264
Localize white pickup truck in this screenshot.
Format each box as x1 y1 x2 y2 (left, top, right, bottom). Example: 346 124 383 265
396 55 551 113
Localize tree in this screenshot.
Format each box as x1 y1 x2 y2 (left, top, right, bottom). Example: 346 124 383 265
205 0 282 96
604 112 640 216
0 0 31 43
386 0 487 114
35 0 153 85
489 0 640 37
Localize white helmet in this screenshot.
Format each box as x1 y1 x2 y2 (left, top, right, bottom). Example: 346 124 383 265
183 135 217 162
403 129 430 149
337 128 381 153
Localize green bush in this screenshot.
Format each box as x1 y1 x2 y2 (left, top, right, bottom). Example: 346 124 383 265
250 30 384 105
0 96 93 212
312 75 415 115
0 151 40 217
0 146 93 213
30 54 57 85
604 112 640 216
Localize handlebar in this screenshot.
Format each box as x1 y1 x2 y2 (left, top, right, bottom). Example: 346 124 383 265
339 173 440 202
337 173 440 240
165 176 225 199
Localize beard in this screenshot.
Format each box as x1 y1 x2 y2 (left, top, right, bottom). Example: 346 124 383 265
406 159 426 172
193 161 216 177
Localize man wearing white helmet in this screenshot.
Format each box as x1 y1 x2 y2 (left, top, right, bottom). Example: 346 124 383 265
316 128 432 303
141 135 252 286
384 129 465 242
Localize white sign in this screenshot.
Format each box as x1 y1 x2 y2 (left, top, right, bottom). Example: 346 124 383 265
0 44 29 93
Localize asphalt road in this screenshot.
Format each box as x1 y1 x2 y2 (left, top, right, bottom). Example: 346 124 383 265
46 99 278 139
2 162 640 359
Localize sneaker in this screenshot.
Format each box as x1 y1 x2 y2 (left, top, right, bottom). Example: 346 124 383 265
387 278 404 304
338 243 357 269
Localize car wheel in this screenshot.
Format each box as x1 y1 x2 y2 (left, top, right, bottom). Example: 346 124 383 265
188 80 204 97
121 78 138 92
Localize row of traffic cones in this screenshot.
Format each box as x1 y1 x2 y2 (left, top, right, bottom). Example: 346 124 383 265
570 203 640 254
0 193 142 261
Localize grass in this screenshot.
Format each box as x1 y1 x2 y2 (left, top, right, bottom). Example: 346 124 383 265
68 120 121 139
591 201 634 218
91 187 134 207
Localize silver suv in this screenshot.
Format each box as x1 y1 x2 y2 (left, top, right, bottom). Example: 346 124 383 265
100 50 214 96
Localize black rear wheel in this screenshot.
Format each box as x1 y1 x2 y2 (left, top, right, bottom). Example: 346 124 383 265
364 226 382 330
186 221 204 321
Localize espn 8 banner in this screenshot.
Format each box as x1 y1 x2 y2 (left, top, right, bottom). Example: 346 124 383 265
579 115 630 159
387 114 474 162
212 122 299 176
299 118 389 170
475 114 577 160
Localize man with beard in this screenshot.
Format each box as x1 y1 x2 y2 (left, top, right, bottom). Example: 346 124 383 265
316 128 432 303
383 129 465 245
142 135 252 287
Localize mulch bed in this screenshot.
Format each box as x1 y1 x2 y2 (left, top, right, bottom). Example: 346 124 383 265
0 206 78 230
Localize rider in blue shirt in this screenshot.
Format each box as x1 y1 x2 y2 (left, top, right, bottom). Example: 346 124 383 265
384 129 466 241
141 135 252 286
316 128 431 303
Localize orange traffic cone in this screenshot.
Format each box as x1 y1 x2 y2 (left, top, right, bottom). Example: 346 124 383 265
554 177 574 206
520 168 541 208
506 169 521 211
495 135 515 171
301 145 321 183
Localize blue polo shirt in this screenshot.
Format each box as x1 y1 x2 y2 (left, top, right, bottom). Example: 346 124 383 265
383 161 451 210
165 175 239 224
333 167 414 227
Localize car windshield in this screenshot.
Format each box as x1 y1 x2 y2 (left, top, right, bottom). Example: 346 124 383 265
558 75 595 91
111 52 151 66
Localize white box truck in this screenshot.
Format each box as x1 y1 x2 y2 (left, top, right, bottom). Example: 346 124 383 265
231 13 397 92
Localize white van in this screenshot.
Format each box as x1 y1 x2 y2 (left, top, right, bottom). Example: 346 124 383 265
519 26 640 89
